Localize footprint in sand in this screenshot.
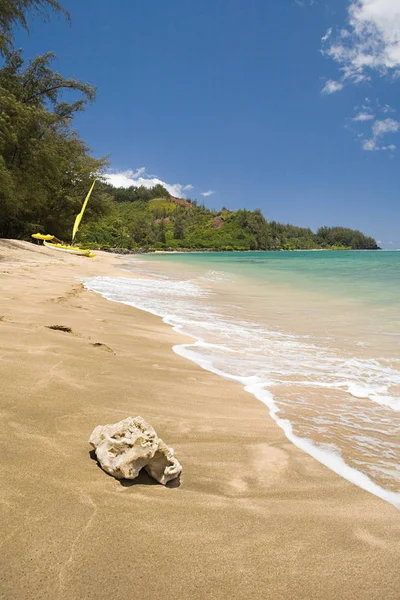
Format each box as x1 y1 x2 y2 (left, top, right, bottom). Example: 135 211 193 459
91 342 114 354
46 325 115 354
46 325 73 333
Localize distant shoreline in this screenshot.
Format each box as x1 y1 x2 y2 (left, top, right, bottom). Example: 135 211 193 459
102 247 382 256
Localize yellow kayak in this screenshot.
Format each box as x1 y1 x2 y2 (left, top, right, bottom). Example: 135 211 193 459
32 233 56 241
31 181 97 257
43 240 95 257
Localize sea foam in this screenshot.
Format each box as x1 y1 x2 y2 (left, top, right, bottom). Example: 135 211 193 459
85 274 400 508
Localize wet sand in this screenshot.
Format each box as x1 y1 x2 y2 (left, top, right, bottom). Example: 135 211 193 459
0 239 399 600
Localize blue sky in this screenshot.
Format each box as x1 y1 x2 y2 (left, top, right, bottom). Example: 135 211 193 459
15 0 400 247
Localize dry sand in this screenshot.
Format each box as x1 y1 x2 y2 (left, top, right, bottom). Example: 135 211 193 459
0 239 399 600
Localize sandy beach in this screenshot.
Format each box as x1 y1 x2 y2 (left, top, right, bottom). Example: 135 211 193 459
0 239 399 600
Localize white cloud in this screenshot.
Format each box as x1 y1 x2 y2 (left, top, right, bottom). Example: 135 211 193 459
361 139 396 151
322 0 400 87
350 101 400 150
321 28 332 43
105 168 190 197
353 111 375 121
321 79 344 94
372 117 400 136
362 138 378 151
361 117 399 150
201 190 215 197
295 0 317 7
183 184 194 191
381 102 396 113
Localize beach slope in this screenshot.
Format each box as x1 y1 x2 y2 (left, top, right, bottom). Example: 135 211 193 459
0 240 399 600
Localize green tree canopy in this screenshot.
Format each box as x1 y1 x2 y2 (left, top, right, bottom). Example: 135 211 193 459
0 51 110 240
0 0 69 56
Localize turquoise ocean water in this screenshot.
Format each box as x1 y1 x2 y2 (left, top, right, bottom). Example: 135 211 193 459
86 251 400 507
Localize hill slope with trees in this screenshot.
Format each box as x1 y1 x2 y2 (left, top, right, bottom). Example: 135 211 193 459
77 184 379 251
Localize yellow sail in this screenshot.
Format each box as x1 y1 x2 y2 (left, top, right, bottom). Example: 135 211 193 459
72 179 96 242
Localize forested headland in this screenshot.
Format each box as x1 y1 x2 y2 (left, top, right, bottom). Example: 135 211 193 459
0 1 379 252
78 184 379 251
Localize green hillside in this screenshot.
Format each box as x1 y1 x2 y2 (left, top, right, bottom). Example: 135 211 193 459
77 184 379 251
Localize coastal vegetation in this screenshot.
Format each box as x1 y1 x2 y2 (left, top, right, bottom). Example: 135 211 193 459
0 1 379 251
74 184 378 251
77 183 379 251
0 1 110 240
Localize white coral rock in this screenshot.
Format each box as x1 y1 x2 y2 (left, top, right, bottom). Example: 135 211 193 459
89 416 182 485
144 438 182 485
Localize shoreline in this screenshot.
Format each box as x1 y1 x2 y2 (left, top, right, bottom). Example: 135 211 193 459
138 248 381 254
1 240 399 600
102 247 384 256
86 276 400 509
